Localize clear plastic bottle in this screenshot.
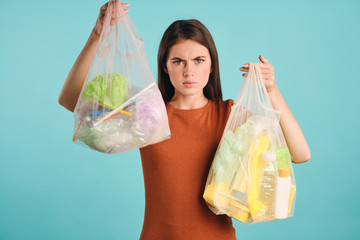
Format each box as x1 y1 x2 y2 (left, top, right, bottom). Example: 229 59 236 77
258 151 276 221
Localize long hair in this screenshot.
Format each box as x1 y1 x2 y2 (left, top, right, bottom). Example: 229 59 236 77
157 19 223 102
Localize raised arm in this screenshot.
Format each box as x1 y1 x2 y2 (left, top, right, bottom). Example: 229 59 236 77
267 83 311 164
58 1 129 112
240 55 311 163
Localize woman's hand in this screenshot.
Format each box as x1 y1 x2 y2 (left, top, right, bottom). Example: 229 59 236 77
93 1 130 37
239 55 276 93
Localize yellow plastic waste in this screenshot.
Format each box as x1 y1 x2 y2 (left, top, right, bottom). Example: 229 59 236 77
203 133 271 223
288 184 296 214
203 181 232 207
229 208 250 223
246 134 270 220
203 181 250 223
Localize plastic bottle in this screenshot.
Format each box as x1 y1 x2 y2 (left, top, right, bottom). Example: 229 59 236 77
258 151 276 221
274 168 291 219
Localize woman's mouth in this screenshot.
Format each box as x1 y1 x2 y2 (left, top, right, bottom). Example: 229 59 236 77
183 81 197 87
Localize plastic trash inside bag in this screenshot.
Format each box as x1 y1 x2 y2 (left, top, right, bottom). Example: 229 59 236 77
203 63 296 224
72 0 170 154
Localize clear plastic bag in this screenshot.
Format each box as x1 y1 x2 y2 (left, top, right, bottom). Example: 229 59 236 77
73 0 170 154
203 63 296 224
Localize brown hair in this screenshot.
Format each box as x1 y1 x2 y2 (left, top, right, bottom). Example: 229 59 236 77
157 19 223 102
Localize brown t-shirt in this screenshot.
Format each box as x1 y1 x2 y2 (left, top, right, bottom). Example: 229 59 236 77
139 99 236 240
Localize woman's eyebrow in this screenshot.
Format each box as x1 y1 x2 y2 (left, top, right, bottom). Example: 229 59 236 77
170 56 207 61
170 57 184 61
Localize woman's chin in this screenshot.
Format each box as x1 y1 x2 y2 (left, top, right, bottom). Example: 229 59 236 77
176 88 204 98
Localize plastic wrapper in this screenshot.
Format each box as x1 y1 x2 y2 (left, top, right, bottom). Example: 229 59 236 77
203 63 296 224
72 0 170 153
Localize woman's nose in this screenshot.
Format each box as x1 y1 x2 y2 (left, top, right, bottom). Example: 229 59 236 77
183 62 194 78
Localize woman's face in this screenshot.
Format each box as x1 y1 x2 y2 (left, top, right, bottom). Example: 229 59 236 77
165 39 212 99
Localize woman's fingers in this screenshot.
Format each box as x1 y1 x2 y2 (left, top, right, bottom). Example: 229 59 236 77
239 63 249 72
122 2 130 8
101 2 108 10
240 65 273 73
119 2 130 13
109 2 130 25
239 56 276 92
258 68 272 74
101 2 129 15
259 55 269 64
242 72 272 79
94 1 129 36
240 56 275 92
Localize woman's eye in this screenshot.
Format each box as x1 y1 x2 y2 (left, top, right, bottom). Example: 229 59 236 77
195 59 204 63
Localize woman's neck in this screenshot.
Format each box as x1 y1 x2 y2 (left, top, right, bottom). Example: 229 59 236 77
169 93 209 110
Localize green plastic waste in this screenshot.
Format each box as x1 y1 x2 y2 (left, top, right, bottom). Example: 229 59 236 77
276 147 293 177
82 73 129 109
213 121 255 183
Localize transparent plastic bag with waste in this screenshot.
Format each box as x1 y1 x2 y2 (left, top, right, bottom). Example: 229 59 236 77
203 63 296 224
72 0 170 154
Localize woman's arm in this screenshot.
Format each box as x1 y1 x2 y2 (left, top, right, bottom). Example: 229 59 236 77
240 55 311 163
58 1 129 112
267 85 311 164
58 30 99 112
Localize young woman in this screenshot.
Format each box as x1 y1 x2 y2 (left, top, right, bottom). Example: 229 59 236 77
59 2 310 239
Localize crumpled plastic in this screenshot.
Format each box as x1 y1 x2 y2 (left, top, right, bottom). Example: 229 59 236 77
74 83 168 154
82 73 129 109
76 116 134 153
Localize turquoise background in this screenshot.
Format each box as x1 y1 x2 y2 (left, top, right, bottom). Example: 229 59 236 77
1 0 359 239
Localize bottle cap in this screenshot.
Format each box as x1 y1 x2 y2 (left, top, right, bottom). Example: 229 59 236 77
279 168 289 178
261 151 276 162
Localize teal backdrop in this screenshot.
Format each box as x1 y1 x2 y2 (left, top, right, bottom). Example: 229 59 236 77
1 0 359 239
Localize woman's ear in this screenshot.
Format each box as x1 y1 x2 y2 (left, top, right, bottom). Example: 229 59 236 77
163 64 168 74
210 65 213 74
